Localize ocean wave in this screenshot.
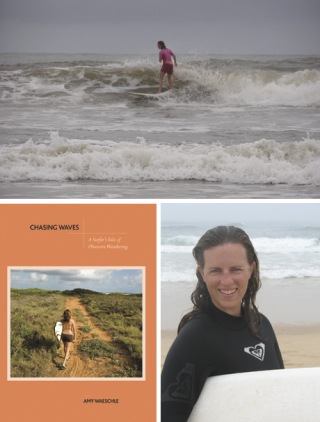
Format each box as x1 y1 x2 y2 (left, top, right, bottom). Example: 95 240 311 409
173 66 320 106
1 56 320 107
161 268 320 282
253 237 320 253
162 245 194 254
261 269 320 279
162 237 320 253
0 132 319 184
162 235 199 246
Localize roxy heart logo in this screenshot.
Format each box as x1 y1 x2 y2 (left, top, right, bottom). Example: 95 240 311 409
244 342 265 361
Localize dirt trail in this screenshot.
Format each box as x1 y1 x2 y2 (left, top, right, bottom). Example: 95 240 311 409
52 297 127 378
68 297 113 342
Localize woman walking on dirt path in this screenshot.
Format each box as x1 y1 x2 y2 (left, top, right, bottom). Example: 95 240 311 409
61 309 76 369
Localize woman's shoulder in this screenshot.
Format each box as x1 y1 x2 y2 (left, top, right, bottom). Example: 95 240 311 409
169 314 212 354
258 312 277 336
179 312 213 336
259 312 272 326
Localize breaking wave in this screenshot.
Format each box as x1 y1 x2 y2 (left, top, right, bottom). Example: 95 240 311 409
0 131 319 184
1 55 320 107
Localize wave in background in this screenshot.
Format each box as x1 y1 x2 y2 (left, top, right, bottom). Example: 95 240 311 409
162 236 320 281
162 236 320 253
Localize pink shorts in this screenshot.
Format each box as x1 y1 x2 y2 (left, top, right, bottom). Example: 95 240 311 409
161 63 174 75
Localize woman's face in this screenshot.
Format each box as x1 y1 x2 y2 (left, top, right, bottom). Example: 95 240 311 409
199 242 255 317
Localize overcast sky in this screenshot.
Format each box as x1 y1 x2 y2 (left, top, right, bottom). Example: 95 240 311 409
1 0 319 55
10 268 143 294
161 203 320 226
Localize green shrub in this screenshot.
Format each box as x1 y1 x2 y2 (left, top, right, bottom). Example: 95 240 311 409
78 339 117 360
79 325 92 333
78 293 143 366
10 289 65 377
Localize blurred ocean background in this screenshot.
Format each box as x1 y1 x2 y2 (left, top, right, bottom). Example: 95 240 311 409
162 220 320 282
161 203 320 327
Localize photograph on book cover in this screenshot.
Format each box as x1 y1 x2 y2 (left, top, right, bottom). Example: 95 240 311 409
0 203 156 421
9 266 145 380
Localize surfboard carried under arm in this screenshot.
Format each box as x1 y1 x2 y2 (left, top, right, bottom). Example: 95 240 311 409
54 321 63 341
188 368 320 421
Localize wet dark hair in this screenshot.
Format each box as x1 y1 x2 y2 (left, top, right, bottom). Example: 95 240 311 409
178 226 261 337
158 41 166 49
62 309 72 322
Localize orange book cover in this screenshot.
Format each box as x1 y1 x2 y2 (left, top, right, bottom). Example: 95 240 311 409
0 204 157 421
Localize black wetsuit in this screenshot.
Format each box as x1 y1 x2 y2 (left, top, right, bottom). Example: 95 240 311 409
161 303 284 422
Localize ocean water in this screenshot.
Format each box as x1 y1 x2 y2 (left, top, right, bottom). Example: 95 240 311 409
161 219 320 282
161 214 320 326
1 53 320 198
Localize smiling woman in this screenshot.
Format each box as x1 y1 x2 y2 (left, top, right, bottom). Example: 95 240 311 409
161 226 284 422
199 243 256 317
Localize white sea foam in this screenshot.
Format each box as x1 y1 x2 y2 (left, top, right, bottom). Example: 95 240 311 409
163 236 320 253
1 132 319 184
1 55 320 107
1 54 319 197
163 235 199 246
174 66 320 106
253 237 320 253
162 245 194 254
225 70 320 106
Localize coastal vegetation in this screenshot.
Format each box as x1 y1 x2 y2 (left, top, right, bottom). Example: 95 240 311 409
10 288 143 378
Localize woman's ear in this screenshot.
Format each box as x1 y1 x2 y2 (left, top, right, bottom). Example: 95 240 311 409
250 261 256 277
198 266 206 283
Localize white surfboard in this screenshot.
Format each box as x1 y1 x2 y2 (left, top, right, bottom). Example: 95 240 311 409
128 91 169 99
188 368 320 422
54 321 63 341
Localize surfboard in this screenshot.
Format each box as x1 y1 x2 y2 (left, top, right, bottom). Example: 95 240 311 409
188 367 320 421
128 91 169 99
54 321 63 341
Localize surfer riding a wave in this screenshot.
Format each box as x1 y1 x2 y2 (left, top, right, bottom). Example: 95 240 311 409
157 41 177 93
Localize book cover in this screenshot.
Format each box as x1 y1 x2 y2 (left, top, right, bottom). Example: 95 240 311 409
0 203 156 421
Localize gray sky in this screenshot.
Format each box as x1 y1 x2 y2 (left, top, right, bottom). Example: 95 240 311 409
161 203 320 226
10 268 143 294
1 0 319 54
